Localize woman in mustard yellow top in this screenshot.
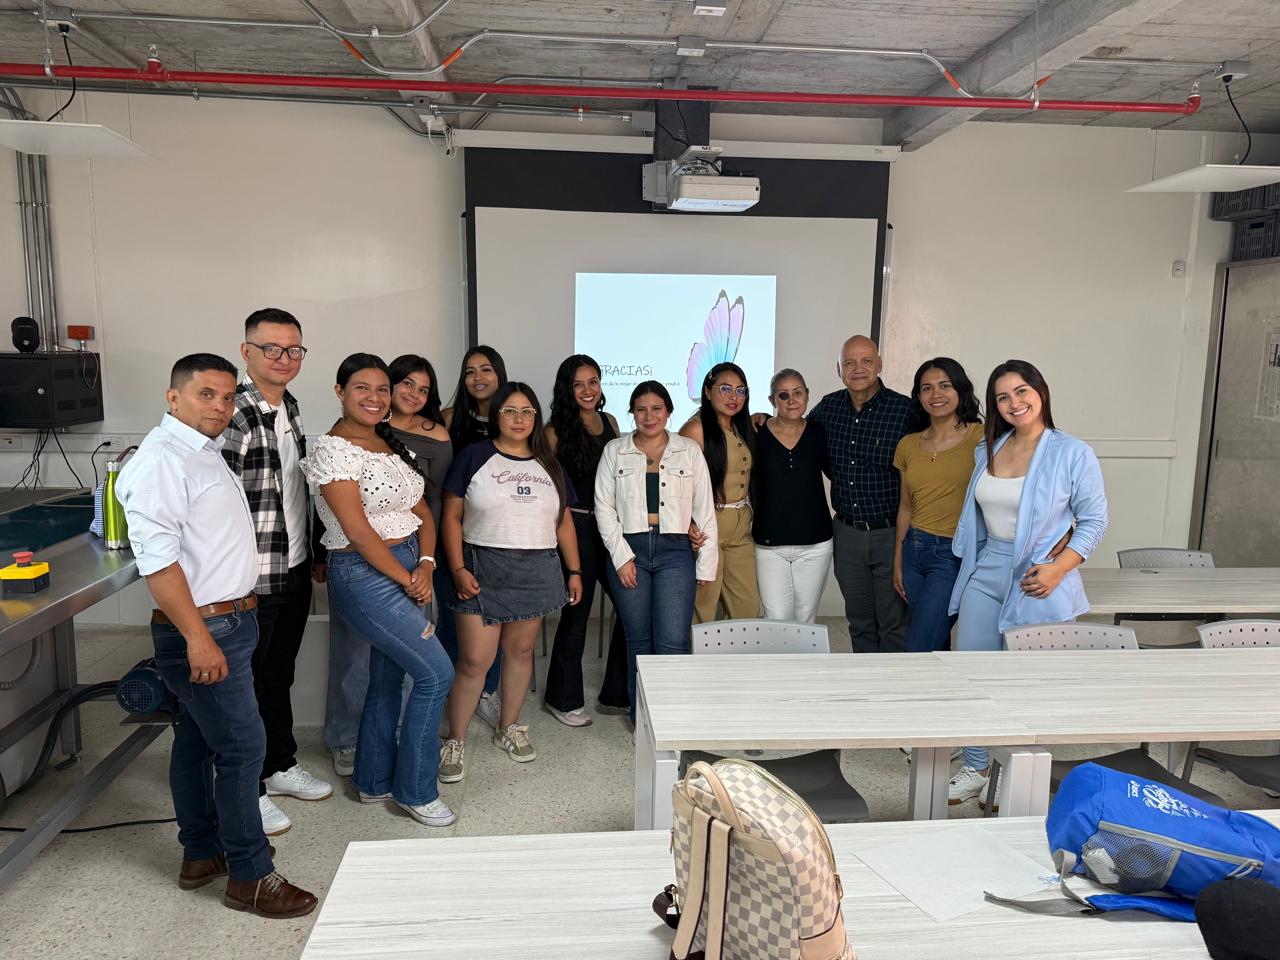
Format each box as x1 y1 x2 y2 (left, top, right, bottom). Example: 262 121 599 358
892 358 983 653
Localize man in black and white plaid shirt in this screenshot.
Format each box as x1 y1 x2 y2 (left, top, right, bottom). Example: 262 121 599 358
223 308 332 837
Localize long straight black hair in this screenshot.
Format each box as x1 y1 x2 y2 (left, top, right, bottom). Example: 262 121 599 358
491 380 567 516
984 359 1055 475
697 361 756 505
447 345 508 450
335 353 422 478
388 354 444 427
905 357 982 433
549 354 607 482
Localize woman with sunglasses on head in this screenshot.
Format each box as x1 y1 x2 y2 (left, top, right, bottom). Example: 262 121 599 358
301 354 455 828
945 359 1108 807
891 358 984 653
543 355 632 725
438 383 582 781
597 382 717 721
680 362 761 622
751 369 833 623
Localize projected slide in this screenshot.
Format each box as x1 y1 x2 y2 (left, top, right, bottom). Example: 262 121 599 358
575 273 777 429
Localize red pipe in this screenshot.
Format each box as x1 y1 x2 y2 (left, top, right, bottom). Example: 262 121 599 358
0 61 1203 116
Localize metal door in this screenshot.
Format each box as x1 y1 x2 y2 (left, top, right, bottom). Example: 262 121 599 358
1196 259 1280 564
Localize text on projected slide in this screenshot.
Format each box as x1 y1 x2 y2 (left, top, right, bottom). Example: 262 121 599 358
574 273 777 428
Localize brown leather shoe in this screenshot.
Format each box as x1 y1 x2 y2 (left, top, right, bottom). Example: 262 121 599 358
223 872 318 919
179 845 276 890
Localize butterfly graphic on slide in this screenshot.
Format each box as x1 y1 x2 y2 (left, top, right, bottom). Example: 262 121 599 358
686 290 745 400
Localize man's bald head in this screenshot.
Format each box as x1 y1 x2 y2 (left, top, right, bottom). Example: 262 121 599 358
837 335 883 398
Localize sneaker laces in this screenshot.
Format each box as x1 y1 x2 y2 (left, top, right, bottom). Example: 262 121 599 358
502 724 530 749
441 739 463 764
257 871 289 903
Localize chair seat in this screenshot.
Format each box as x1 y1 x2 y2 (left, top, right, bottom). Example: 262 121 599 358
1194 749 1280 796
682 749 870 824
1050 749 1226 806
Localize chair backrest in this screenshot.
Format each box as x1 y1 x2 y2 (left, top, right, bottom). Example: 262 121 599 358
691 619 830 655
1196 620 1280 648
1003 623 1139 651
1117 548 1215 569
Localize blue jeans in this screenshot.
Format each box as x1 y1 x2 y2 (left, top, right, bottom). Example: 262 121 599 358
901 528 962 653
322 609 368 752
955 536 1015 770
604 529 696 722
151 609 274 882
327 538 455 806
437 564 501 695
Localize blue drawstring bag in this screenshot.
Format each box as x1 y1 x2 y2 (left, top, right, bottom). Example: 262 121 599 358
987 762 1280 922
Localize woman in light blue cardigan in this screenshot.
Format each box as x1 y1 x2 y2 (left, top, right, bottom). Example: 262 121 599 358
945 359 1108 806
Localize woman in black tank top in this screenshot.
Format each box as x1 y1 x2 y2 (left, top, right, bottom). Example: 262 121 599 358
543 355 630 722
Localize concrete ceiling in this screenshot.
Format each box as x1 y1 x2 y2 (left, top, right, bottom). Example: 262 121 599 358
0 0 1277 147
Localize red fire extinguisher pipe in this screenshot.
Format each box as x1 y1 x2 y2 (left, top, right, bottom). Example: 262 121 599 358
0 61 1204 116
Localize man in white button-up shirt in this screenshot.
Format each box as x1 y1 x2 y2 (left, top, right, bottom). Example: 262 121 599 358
118 353 316 919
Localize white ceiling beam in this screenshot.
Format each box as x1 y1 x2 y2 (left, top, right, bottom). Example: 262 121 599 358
883 0 1189 151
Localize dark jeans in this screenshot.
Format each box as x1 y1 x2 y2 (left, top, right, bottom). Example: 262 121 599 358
252 561 312 791
833 522 908 653
604 529 696 722
901 528 961 653
438 564 502 695
152 609 274 882
544 512 629 712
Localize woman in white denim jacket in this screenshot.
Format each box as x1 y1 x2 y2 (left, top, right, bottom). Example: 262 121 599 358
595 381 718 720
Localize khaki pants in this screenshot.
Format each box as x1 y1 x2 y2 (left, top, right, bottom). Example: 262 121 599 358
694 506 761 623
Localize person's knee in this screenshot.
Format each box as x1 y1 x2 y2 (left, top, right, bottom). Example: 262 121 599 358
455 646 496 676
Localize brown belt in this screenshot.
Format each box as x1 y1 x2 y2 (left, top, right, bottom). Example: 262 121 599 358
151 593 258 626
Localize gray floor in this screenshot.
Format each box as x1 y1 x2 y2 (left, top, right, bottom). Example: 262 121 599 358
1 618 1276 960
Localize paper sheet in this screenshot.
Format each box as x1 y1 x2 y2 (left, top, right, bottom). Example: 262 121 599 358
855 827 1059 923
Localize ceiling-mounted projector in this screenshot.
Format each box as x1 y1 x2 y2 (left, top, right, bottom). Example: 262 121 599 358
642 145 760 212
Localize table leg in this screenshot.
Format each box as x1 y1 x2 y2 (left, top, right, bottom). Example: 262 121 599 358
908 747 950 820
998 746 1052 817
52 622 81 760
633 678 679 830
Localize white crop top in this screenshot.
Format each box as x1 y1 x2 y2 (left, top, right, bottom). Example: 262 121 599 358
975 471 1024 541
301 434 425 550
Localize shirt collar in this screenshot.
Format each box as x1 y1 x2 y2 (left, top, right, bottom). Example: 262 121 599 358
846 379 885 412
239 374 296 417
161 412 225 453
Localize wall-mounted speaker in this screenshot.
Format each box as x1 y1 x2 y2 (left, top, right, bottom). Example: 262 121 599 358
11 316 39 353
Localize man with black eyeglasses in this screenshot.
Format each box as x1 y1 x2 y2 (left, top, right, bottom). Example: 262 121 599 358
223 308 332 838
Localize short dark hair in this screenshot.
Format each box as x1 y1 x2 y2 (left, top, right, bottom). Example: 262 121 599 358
170 353 237 389
244 307 302 337
630 380 673 413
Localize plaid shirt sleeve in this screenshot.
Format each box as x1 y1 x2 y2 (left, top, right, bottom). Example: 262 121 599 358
221 410 251 478
222 387 293 594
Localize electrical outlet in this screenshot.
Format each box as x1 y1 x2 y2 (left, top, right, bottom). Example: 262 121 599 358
97 436 127 452
0 434 29 450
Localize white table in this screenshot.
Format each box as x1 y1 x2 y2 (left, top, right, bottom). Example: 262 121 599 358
1081 566 1280 618
300 813 1280 959
634 654 1044 829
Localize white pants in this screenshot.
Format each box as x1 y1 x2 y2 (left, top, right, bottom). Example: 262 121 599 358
754 540 834 623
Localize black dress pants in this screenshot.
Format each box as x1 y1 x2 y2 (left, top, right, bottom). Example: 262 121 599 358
252 561 313 793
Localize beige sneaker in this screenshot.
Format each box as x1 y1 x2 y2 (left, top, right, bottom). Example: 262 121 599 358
438 739 465 783
493 723 537 763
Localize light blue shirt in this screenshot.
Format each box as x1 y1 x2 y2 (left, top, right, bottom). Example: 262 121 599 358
117 413 259 606
948 429 1109 632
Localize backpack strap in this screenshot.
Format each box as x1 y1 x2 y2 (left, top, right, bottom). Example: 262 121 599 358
984 876 1101 916
685 761 746 831
703 819 733 960
671 808 714 960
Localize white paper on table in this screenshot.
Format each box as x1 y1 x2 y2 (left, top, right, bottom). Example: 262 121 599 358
855 827 1059 923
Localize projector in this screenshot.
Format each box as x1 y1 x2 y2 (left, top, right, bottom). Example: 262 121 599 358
642 146 760 213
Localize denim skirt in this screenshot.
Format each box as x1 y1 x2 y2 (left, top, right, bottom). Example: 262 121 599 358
450 542 568 625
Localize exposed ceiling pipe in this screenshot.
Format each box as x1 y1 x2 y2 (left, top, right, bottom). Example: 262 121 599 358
465 75 663 130
0 61 1204 117
295 0 457 41
9 7 332 32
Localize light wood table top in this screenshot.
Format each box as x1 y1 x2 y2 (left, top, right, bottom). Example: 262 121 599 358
637 653 1037 752
1081 566 1280 616
301 812 1280 960
940 648 1280 744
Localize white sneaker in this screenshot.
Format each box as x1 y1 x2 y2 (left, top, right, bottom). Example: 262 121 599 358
258 795 292 836
331 747 356 778
396 798 457 827
265 764 333 801
948 765 989 805
358 791 393 804
476 691 501 731
544 703 593 727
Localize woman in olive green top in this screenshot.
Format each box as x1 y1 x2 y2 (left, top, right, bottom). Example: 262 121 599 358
892 358 983 653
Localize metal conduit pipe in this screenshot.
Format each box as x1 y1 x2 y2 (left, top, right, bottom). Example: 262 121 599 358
466 75 662 129
14 152 38 323
0 76 407 108
35 154 59 344
0 61 1206 117
11 7 330 31
296 0 457 41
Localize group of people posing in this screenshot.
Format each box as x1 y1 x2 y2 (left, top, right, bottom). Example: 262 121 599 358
117 309 1106 918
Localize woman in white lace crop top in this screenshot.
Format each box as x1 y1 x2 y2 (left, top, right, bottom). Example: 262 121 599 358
299 354 457 828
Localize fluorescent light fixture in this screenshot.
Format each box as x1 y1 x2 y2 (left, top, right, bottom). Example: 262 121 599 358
693 1 728 14
0 119 153 159
675 35 707 57
1126 163 1280 193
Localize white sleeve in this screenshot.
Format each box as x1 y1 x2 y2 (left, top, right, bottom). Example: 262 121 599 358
690 448 719 582
300 436 363 486
594 441 635 570
117 448 190 577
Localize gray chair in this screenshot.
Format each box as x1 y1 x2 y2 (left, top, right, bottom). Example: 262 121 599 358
1180 621 1280 797
1115 548 1219 647
985 623 1224 815
683 619 869 824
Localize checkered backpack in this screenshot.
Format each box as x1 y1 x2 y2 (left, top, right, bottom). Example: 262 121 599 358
652 759 855 960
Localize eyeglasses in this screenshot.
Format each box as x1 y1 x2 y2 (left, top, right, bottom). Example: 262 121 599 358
498 406 537 421
774 388 807 402
248 341 308 361
716 384 748 399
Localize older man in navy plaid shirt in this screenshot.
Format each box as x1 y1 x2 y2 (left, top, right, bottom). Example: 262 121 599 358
808 336 911 653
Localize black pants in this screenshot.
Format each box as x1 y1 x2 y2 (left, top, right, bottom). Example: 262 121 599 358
544 512 630 712
253 561 313 793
